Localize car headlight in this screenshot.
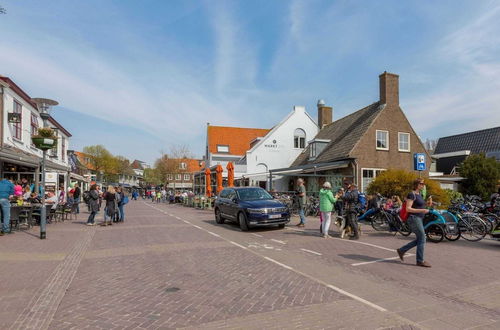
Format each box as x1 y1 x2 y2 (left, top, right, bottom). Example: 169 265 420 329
247 208 267 214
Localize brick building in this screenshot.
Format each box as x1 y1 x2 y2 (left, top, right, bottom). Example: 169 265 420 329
272 72 430 193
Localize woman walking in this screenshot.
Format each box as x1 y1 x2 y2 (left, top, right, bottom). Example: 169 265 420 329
319 182 337 238
397 179 432 267
116 187 127 222
87 184 99 226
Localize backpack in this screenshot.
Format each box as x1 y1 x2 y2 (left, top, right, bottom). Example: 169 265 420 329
357 192 367 209
82 191 91 203
399 201 409 222
122 195 129 205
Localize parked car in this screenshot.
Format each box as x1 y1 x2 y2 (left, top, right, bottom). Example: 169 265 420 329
214 187 290 231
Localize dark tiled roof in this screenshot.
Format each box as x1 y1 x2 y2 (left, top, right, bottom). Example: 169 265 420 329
434 126 500 154
292 102 384 166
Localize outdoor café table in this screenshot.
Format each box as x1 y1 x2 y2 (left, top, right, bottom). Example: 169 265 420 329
9 203 43 229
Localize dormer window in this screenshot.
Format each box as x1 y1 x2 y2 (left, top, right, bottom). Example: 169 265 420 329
217 145 229 153
179 162 187 170
309 139 330 160
294 129 306 149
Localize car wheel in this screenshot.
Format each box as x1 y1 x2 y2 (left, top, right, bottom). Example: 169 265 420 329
238 212 249 231
215 208 224 224
278 223 285 229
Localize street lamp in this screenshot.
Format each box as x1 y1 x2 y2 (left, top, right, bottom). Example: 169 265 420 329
32 97 59 240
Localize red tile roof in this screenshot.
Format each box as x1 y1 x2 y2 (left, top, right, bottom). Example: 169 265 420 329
208 126 270 156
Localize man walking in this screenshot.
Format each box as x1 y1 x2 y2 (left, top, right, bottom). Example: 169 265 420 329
0 177 15 235
343 182 360 240
296 178 307 227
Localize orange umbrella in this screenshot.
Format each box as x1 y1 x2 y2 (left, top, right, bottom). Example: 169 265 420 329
216 164 223 193
205 168 212 197
226 162 234 187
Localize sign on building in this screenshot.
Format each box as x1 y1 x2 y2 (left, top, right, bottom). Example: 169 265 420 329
414 153 426 171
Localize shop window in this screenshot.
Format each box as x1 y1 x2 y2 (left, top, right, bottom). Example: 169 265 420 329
398 132 410 152
13 100 22 140
376 130 389 150
294 128 306 149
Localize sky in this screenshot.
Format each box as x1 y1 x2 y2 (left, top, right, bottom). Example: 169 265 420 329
1 0 499 164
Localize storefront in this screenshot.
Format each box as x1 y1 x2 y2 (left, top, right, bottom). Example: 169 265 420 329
0 147 40 184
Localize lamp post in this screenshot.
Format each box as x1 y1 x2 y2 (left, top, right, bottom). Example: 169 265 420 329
32 98 59 240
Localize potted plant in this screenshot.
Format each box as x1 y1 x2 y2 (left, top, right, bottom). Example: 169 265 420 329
32 127 57 150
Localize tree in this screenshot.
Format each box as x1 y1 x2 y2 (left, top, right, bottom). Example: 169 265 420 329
459 153 500 200
143 168 160 185
367 169 449 206
82 145 116 182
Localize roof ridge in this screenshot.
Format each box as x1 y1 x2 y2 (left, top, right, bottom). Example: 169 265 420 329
209 125 270 130
438 126 500 140
321 102 380 130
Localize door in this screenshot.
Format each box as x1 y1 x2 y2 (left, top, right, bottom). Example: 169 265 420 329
225 189 238 219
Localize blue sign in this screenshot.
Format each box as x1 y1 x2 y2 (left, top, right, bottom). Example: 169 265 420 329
414 153 426 171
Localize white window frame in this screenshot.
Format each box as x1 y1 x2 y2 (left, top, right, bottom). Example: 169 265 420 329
361 168 386 193
179 162 187 170
293 128 306 149
167 174 173 181
175 174 182 181
376 130 389 151
217 145 229 153
183 174 190 181
398 132 410 152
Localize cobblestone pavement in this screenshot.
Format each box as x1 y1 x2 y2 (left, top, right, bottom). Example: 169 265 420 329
1 200 499 329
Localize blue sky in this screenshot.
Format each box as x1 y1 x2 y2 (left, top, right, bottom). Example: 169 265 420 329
1 0 499 164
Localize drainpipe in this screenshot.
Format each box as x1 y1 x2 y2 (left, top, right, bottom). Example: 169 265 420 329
0 85 4 149
353 159 359 186
268 170 273 191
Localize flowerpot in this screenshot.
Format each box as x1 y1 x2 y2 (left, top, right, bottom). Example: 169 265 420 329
32 137 56 150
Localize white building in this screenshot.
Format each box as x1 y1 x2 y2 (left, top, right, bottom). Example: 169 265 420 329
242 105 319 191
0 75 71 191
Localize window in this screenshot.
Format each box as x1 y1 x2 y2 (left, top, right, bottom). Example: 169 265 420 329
179 162 187 169
294 129 306 149
398 132 410 152
184 174 190 181
361 168 385 192
175 174 181 180
50 130 58 157
61 138 66 161
376 130 389 150
30 113 38 146
13 100 22 140
167 174 173 181
309 139 330 160
217 145 229 153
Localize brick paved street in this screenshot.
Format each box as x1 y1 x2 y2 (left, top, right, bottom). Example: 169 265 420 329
1 200 499 329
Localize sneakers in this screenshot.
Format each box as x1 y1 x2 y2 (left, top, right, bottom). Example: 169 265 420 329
296 223 305 227
396 248 405 262
417 261 432 268
86 223 93 226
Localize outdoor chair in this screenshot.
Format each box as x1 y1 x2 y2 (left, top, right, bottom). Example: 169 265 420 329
18 207 33 229
54 203 66 222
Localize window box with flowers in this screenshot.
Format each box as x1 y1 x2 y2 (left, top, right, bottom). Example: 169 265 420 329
31 127 57 150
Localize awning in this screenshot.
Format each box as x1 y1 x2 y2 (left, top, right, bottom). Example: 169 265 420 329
0 148 40 167
270 160 351 175
70 173 90 182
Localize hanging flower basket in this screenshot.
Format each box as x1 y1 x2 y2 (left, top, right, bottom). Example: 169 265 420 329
32 127 57 150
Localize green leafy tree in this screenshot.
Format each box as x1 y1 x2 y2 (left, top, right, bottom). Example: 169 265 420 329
367 169 449 206
83 145 116 182
143 168 160 185
444 189 463 203
459 153 500 200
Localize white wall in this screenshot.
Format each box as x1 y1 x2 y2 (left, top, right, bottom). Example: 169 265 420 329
246 106 318 175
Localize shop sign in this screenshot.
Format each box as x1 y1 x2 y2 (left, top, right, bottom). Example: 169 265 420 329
45 172 58 183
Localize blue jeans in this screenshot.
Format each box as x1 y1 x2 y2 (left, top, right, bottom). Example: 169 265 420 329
75 197 80 214
358 208 377 221
87 211 96 224
0 198 11 233
298 207 306 224
118 204 124 221
400 215 426 263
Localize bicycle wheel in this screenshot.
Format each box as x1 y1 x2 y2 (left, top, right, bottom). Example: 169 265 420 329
398 222 412 236
445 230 461 241
460 216 487 242
371 213 389 231
426 224 444 243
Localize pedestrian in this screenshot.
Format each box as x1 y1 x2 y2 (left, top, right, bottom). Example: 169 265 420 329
73 183 81 214
343 182 360 240
87 184 99 226
397 179 432 268
296 178 307 227
0 177 15 235
319 182 337 238
57 184 66 204
116 186 127 222
102 186 118 226
156 190 161 203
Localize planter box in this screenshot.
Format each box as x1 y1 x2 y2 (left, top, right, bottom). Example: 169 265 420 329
32 137 57 150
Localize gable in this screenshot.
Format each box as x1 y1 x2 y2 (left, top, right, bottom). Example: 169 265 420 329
208 126 270 156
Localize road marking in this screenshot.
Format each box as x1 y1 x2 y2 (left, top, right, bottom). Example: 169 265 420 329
300 248 322 256
326 285 386 312
251 233 263 238
207 231 221 237
271 239 286 245
285 227 395 252
351 254 415 266
264 257 293 270
192 225 202 229
175 216 181 220
229 241 247 249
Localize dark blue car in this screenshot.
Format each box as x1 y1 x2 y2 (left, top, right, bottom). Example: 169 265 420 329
214 187 290 231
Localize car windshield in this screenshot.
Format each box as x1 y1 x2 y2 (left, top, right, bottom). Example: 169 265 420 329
237 188 273 201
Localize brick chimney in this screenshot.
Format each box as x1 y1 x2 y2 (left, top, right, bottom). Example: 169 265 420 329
379 71 399 106
317 99 332 129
